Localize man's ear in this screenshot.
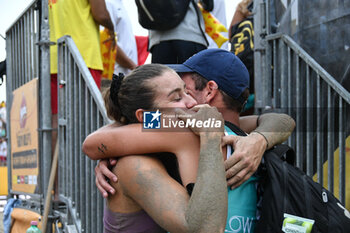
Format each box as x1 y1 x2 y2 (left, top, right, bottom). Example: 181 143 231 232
135 109 144 123
205 81 219 103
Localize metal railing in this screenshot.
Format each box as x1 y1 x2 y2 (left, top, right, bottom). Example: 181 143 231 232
253 0 350 206
57 35 111 233
6 0 53 198
258 32 350 205
5 0 40 171
5 0 55 230
5 0 52 197
6 0 39 89
5 1 109 232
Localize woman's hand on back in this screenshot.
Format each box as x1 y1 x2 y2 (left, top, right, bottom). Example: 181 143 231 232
95 158 118 198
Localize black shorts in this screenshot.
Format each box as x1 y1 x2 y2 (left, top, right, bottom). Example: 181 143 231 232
151 40 206 64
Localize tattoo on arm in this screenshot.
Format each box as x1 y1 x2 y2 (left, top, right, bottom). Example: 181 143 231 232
97 143 108 154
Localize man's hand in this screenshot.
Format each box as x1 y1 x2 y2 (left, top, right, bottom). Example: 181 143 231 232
176 104 224 136
237 0 252 18
222 132 267 189
95 159 118 198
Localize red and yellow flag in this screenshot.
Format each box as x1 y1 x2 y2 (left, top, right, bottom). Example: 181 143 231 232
100 29 117 80
198 4 228 48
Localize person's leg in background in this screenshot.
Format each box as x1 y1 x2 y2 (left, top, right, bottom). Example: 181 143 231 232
151 41 178 64
172 40 206 64
151 40 206 64
88 68 102 89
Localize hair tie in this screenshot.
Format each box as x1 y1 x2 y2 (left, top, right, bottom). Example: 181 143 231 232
110 73 125 106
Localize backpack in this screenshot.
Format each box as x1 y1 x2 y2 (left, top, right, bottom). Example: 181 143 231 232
135 0 191 31
255 145 350 233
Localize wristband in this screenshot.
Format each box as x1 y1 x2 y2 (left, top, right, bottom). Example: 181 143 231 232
252 130 269 150
256 114 261 127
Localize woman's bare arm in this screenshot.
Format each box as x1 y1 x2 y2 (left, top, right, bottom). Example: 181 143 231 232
82 123 199 160
83 123 201 186
84 112 293 161
239 115 259 133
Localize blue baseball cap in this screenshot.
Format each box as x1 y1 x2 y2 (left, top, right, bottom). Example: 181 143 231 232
168 49 249 104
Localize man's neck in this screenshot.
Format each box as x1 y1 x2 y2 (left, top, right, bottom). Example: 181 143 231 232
208 92 240 126
221 108 240 127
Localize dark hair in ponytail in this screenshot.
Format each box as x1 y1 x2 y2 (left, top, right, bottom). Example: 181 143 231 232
104 64 172 124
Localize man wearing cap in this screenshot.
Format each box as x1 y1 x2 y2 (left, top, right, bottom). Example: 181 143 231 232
167 48 294 231
169 48 294 188
93 49 295 231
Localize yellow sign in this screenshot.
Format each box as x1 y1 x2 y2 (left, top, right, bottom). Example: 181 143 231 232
313 135 350 210
10 79 39 194
0 166 8 195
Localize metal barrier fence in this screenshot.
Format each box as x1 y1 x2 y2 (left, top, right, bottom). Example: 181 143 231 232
5 0 39 89
5 0 50 198
254 0 350 206
5 0 54 229
256 32 350 205
5 1 107 231
57 35 111 233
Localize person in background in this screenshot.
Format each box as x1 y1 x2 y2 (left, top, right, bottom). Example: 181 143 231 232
0 137 6 166
228 0 253 37
49 0 115 199
105 0 138 75
0 102 6 165
0 117 5 138
0 101 6 124
0 60 6 86
49 0 115 92
149 0 209 64
228 0 255 115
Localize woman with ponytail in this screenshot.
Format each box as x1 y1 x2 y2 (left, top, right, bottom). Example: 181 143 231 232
83 64 228 233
